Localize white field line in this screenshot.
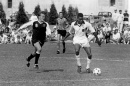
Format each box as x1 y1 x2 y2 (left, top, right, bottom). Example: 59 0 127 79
0 78 130 83
0 55 130 63
41 57 130 63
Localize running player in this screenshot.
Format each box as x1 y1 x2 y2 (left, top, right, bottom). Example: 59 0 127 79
62 13 101 73
16 11 51 69
54 12 69 54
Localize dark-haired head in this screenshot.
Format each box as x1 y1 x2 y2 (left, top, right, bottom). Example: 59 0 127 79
59 12 63 18
37 11 45 16
77 13 84 24
37 11 45 22
77 13 83 18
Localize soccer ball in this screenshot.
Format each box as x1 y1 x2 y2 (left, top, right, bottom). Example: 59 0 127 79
93 68 101 75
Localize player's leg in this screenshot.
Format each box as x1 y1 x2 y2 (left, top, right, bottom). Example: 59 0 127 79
26 45 37 67
33 41 43 69
120 22 123 33
117 23 120 32
83 47 92 73
62 30 67 53
74 44 82 73
62 40 66 53
57 33 61 54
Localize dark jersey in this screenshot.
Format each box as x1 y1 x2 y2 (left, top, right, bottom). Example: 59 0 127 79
123 13 129 21
32 21 47 42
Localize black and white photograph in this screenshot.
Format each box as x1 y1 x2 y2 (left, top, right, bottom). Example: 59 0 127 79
0 0 130 86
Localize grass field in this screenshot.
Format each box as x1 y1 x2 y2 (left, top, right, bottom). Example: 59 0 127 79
0 43 130 86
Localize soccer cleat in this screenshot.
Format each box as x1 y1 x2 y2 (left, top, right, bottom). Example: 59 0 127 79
57 50 60 54
34 64 39 69
86 68 92 73
63 48 66 53
26 63 30 67
77 66 82 73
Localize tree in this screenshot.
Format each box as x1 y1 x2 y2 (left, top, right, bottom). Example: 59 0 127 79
0 2 6 24
44 9 49 22
16 2 29 26
49 2 58 25
74 7 79 16
34 4 41 16
67 5 74 24
61 5 67 19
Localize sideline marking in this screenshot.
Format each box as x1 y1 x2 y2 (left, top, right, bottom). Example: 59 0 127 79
0 78 130 83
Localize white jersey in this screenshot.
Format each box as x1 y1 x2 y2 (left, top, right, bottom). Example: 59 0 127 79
98 31 103 39
112 33 120 40
69 20 95 47
112 12 119 21
103 26 111 32
117 14 124 23
124 30 129 36
69 21 95 39
2 34 8 43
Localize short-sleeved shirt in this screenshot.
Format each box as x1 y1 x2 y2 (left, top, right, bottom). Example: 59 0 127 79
56 18 68 30
69 20 95 39
123 13 129 21
32 21 51 42
117 14 124 23
112 13 119 21
103 27 111 32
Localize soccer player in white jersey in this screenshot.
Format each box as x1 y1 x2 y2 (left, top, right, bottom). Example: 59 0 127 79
117 10 124 33
63 13 101 73
112 9 119 27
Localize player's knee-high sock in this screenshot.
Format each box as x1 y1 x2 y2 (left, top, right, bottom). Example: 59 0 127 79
86 55 92 69
27 53 36 62
62 41 65 49
35 52 40 65
76 55 81 66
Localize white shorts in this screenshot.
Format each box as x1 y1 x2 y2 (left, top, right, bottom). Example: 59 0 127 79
124 21 129 25
73 37 90 47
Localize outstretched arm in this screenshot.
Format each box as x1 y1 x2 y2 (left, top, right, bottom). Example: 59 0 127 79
46 22 51 36
62 23 74 41
15 21 33 33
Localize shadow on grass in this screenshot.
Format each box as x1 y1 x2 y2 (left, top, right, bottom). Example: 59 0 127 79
36 69 64 73
64 52 75 54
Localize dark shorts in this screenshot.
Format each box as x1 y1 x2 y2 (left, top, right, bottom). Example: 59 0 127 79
124 18 129 21
105 32 111 39
32 39 45 47
57 30 67 37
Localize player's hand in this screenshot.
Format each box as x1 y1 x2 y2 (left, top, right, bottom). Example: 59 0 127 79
46 34 51 41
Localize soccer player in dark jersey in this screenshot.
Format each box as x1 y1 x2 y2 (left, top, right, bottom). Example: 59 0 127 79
16 11 51 69
53 12 69 54
123 10 129 27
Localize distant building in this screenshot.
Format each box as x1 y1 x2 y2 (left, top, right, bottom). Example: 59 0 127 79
0 0 129 19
